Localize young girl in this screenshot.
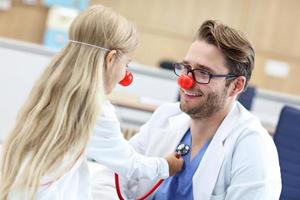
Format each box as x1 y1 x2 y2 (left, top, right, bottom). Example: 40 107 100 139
0 5 183 200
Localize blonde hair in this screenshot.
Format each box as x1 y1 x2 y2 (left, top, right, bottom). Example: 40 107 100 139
0 5 138 199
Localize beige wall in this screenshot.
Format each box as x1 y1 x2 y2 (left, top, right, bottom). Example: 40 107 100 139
0 0 299 95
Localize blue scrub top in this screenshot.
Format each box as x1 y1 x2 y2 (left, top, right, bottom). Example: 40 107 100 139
152 129 211 200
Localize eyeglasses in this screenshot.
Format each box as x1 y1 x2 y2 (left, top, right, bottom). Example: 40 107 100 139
173 62 239 84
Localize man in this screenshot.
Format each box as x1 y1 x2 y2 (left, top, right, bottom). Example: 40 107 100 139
91 20 281 200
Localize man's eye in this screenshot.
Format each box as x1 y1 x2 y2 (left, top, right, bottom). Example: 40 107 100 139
197 70 210 75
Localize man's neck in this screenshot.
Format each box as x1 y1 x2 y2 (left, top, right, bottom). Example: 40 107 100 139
189 102 233 159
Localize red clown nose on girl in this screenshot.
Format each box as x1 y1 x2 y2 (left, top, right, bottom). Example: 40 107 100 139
119 70 133 86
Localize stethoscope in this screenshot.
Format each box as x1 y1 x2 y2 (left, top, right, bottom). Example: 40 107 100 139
114 143 190 200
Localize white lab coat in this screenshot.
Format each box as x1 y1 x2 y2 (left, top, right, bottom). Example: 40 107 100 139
91 101 281 200
87 101 168 180
6 101 169 199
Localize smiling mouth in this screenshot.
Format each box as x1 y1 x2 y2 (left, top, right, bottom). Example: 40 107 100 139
181 89 203 97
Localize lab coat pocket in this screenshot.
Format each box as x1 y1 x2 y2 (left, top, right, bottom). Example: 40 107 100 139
210 192 226 200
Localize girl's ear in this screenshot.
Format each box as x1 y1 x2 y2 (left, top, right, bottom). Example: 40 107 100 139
105 50 117 69
228 76 246 97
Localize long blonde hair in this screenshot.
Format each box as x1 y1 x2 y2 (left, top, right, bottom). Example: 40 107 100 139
0 5 138 199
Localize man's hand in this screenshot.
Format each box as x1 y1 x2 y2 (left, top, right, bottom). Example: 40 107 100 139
164 153 184 176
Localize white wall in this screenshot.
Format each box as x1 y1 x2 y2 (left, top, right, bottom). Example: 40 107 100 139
0 43 52 140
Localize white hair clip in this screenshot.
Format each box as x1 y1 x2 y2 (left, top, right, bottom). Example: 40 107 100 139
69 40 110 51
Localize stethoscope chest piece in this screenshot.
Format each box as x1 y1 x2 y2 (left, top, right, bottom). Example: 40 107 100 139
176 143 190 156
115 142 190 200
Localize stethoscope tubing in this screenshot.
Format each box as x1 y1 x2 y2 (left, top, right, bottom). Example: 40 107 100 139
114 153 183 200
115 173 164 200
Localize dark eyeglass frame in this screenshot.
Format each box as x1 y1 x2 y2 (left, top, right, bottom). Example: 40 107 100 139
173 62 239 84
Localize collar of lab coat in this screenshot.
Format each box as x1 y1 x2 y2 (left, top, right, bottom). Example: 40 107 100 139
168 101 240 200
165 107 191 154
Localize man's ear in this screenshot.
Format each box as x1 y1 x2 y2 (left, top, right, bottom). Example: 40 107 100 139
105 50 117 70
228 76 246 97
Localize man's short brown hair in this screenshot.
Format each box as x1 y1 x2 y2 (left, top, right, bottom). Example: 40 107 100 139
197 20 255 89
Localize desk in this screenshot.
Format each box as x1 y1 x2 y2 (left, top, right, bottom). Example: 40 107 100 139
108 92 157 113
108 92 159 130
